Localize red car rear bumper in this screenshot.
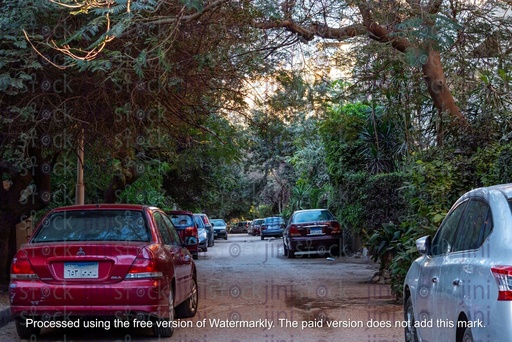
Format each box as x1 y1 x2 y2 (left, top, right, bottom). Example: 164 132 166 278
10 278 170 319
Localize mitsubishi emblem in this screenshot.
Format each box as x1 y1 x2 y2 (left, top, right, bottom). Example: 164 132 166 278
76 247 86 256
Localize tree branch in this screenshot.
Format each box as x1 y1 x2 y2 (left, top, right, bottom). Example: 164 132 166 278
357 3 412 52
149 0 230 26
427 0 443 14
254 20 366 41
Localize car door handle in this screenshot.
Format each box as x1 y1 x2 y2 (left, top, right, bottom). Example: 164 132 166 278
432 277 439 283
453 279 462 286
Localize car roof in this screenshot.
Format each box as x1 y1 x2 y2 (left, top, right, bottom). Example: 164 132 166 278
51 204 153 212
293 209 329 213
447 184 512 210
458 184 512 201
483 183 512 198
168 210 194 215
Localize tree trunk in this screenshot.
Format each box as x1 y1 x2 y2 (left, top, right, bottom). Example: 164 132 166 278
0 148 53 285
422 49 468 141
0 212 17 284
104 164 142 203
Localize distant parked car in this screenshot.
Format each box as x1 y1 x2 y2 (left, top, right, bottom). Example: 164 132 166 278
260 217 285 240
211 218 228 240
194 213 214 247
231 221 251 234
403 184 512 342
168 210 200 260
10 204 198 339
282 209 341 258
249 218 264 236
193 214 209 252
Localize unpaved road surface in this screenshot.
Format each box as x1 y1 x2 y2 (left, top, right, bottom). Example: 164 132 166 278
0 235 404 341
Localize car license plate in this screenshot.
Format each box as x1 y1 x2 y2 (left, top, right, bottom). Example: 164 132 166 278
64 262 99 279
310 227 323 235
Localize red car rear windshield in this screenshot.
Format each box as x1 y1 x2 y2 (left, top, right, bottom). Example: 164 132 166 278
170 214 194 227
294 210 334 223
32 210 150 243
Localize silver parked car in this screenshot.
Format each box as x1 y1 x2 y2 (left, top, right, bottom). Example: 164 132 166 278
403 183 512 342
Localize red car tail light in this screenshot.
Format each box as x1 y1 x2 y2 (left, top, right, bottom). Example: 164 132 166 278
11 250 38 280
330 221 341 234
288 225 301 237
491 266 512 300
126 250 163 279
185 225 198 237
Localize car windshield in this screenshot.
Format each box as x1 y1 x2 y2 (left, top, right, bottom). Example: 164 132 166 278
294 210 334 223
32 210 150 243
264 217 284 224
211 219 226 226
170 214 194 226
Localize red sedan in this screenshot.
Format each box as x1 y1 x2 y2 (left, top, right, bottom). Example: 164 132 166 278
167 210 200 259
9 204 198 338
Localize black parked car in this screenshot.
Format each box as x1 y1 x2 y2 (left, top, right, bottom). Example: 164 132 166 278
283 209 342 258
211 218 228 240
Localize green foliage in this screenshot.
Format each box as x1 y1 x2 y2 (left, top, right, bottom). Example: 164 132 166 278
319 103 368 181
366 219 435 299
180 0 204 12
288 179 312 211
365 222 404 269
118 162 173 209
394 14 462 54
387 223 432 298
250 204 273 219
480 144 512 185
335 172 406 236
403 149 480 227
359 106 404 174
0 0 47 94
321 102 368 142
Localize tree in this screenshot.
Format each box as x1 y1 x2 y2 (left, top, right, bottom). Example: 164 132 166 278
253 0 512 141
1 0 273 284
26 1 512 146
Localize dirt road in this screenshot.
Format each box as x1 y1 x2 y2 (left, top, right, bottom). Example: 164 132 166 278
0 235 404 341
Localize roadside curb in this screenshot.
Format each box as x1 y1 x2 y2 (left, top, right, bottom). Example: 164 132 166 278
0 307 11 329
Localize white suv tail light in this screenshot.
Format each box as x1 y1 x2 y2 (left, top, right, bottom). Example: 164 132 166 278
491 266 512 300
